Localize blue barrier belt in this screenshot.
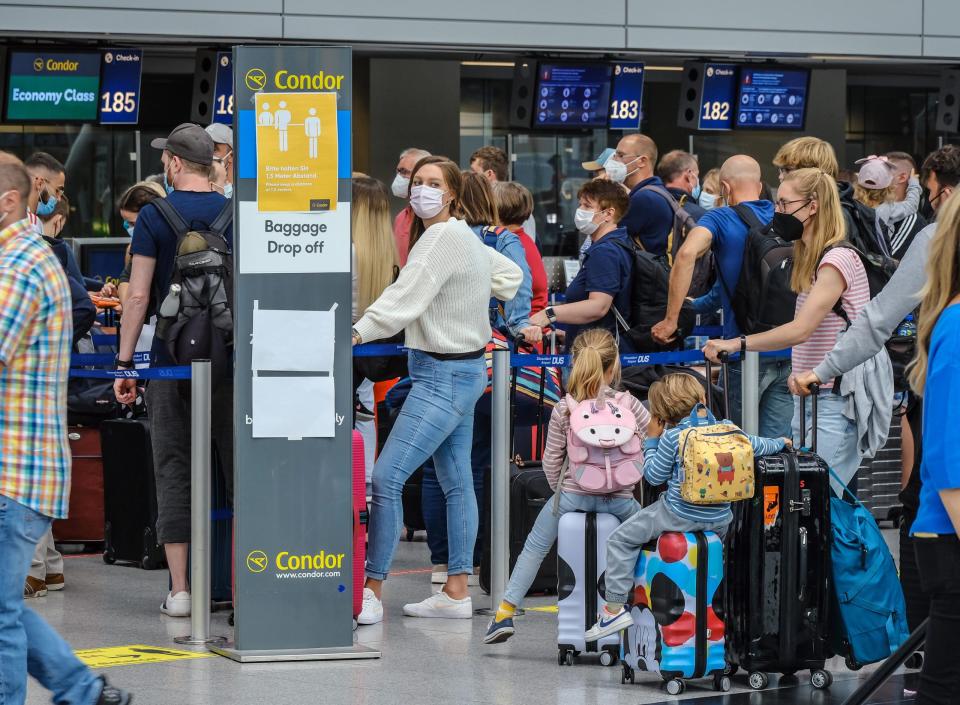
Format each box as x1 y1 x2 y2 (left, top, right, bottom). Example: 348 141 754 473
69 367 192 380
353 343 409 358
71 352 151 367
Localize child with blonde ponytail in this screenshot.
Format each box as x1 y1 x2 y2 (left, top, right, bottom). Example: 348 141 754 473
483 328 647 645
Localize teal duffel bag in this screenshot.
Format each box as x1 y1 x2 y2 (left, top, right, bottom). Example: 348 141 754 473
829 469 910 669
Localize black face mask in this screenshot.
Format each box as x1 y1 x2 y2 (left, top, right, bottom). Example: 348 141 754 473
771 211 805 242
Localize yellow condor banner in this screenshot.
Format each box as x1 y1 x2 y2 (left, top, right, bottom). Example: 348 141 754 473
255 91 338 213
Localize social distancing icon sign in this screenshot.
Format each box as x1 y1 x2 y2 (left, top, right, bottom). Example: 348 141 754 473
75 645 214 669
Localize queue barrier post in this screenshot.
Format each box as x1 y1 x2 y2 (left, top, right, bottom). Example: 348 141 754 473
174 359 226 647
742 350 760 436
485 347 511 614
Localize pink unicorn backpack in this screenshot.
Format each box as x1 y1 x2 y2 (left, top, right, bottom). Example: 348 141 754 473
564 392 644 493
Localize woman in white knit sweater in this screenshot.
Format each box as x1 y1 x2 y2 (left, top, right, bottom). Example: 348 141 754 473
352 157 523 624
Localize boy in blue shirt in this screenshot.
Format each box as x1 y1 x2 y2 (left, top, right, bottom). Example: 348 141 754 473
585 373 789 641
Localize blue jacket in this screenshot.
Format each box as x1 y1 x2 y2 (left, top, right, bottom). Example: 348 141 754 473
45 237 97 345
472 225 533 337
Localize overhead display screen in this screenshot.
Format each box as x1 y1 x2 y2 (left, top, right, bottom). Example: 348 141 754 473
534 64 612 129
735 67 809 130
609 62 644 130
212 51 233 125
698 63 738 131
6 51 100 121
99 48 142 125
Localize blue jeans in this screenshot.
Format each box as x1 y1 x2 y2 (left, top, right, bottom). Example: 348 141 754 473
792 392 861 497
727 357 794 439
0 494 101 705
422 406 489 567
366 351 487 580
503 492 640 608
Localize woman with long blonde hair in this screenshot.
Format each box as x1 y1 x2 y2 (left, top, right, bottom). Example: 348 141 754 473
906 192 960 705
351 176 399 321
704 168 873 494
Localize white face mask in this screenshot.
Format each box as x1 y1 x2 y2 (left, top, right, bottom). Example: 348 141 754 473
574 208 600 236
391 173 410 199
604 156 639 184
698 190 717 211
410 185 448 219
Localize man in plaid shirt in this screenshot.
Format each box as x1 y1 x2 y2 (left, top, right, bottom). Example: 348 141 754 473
0 154 130 704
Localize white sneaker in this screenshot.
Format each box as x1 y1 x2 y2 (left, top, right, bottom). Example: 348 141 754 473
357 587 384 625
403 590 472 619
160 591 190 617
431 564 448 584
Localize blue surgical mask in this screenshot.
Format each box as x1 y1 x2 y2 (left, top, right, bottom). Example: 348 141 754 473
36 190 57 216
123 221 134 237
163 168 175 195
223 183 233 199
698 190 717 211
692 181 702 201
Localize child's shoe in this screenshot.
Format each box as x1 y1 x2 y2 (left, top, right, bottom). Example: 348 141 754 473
585 606 633 642
482 616 515 644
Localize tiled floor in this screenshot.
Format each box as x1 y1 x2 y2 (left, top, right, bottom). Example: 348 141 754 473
25 531 913 705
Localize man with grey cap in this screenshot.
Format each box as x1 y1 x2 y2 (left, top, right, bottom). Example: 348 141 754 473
113 123 234 618
205 122 233 198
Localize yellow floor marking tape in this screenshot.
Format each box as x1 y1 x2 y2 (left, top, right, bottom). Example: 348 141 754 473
75 645 214 669
525 605 559 614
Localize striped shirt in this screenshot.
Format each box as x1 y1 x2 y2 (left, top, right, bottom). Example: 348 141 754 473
542 387 649 498
792 247 870 389
644 419 786 523
0 218 72 518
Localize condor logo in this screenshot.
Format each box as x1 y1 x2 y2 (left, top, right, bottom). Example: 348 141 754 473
246 549 345 578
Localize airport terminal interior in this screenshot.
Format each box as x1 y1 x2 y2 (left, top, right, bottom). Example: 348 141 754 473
2 4 957 705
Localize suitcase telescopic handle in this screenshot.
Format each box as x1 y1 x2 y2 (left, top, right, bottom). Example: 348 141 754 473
800 383 820 452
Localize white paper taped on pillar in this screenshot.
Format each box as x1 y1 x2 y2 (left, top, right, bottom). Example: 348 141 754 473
250 300 337 439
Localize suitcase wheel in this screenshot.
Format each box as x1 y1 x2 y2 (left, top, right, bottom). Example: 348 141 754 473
748 671 769 690
557 649 574 667
906 652 924 670
599 649 617 667
844 655 862 672
713 674 731 692
102 547 116 565
810 669 833 690
665 679 685 696
620 665 634 684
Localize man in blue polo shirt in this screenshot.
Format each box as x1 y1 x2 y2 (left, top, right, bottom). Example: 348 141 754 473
606 133 674 256
651 155 792 438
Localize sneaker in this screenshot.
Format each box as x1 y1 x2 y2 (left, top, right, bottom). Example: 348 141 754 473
585 608 633 642
403 591 472 619
483 616 515 644
46 573 65 591
354 397 374 423
357 588 384 625
431 564 448 584
96 677 132 705
24 576 47 599
160 591 190 617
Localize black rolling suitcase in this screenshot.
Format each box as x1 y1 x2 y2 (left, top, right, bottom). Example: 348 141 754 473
480 340 556 596
724 388 834 691
101 419 165 569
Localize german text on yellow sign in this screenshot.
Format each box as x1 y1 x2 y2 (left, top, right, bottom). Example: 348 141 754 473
75 645 214 669
255 92 338 213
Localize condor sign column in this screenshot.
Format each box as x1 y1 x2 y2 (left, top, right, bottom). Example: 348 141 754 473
211 45 379 663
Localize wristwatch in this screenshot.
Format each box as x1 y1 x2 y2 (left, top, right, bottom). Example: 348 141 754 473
740 335 747 355
544 307 558 324
351 327 362 344
115 356 134 370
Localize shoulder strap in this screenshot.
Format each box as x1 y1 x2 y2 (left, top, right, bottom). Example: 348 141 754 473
819 243 853 328
208 201 234 239
732 203 763 231
642 184 694 225
150 198 191 240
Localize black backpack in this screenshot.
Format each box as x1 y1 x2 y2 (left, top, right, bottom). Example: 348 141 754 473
841 197 893 260
643 184 714 297
614 238 695 352
152 198 234 383
726 204 797 334
822 242 896 326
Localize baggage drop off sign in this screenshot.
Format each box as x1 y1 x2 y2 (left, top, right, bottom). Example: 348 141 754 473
75 645 214 668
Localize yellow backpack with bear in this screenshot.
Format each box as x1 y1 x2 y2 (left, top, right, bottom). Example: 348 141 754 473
677 404 755 504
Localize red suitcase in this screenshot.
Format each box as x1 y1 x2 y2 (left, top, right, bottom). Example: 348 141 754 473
352 430 368 619
53 426 105 547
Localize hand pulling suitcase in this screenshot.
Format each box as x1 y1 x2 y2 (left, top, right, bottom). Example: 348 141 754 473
352 430 368 620
557 511 620 667
620 531 729 695
53 426 105 548
724 389 834 691
101 419 165 569
480 344 556 595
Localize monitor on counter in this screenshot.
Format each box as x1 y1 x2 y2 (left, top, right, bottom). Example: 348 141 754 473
735 67 809 130
533 64 612 129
